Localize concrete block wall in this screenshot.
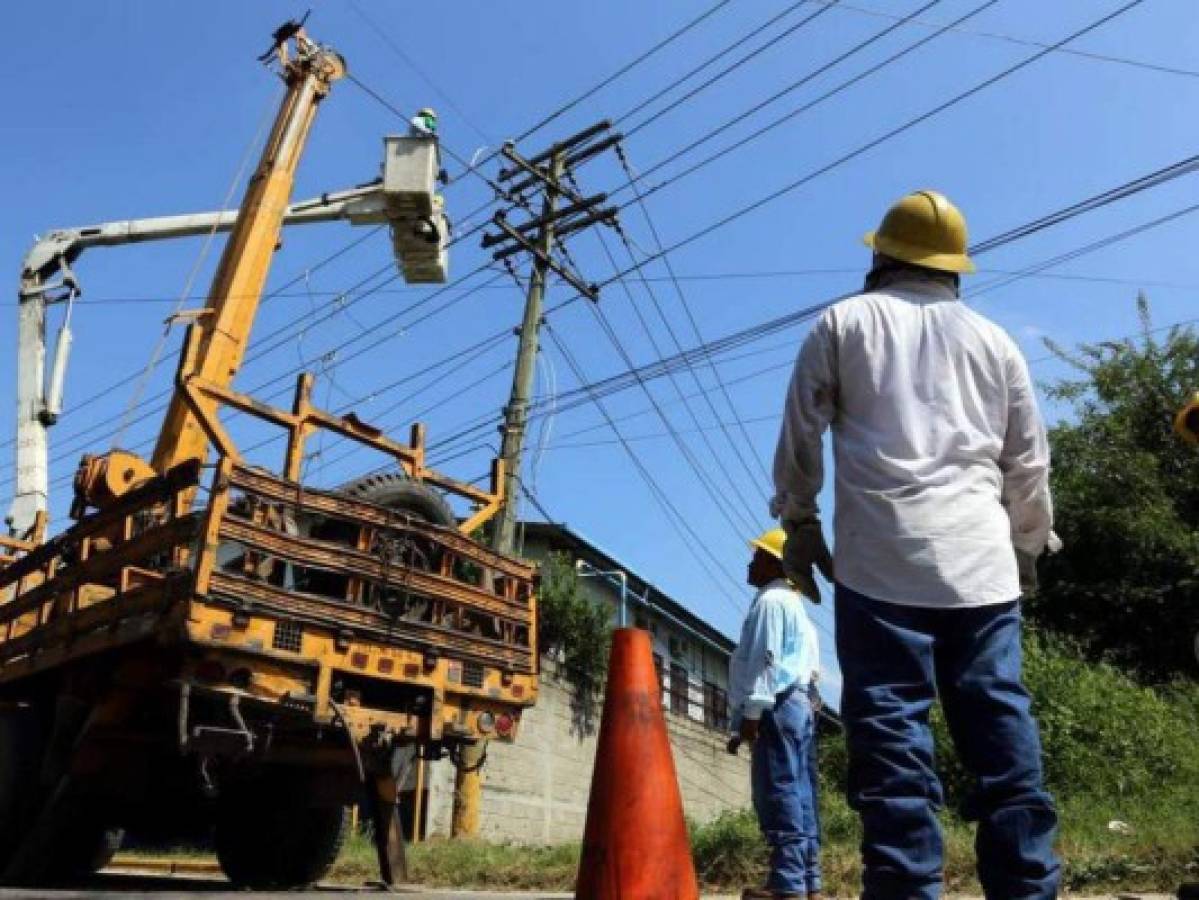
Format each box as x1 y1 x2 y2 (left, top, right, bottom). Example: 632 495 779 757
424 669 750 844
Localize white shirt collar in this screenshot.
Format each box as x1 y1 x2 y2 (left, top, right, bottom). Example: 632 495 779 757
879 275 959 302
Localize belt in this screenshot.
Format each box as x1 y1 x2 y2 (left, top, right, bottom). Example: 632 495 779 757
774 680 808 707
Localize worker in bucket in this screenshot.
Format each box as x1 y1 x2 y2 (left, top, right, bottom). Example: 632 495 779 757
409 106 438 136
728 528 824 900
771 190 1061 898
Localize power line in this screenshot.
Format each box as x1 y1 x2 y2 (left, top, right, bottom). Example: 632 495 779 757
614 145 774 486
969 199 1199 301
421 339 804 466
583 225 764 535
85 78 1194 485
43 264 1199 306
544 323 746 610
620 0 840 137
441 0 828 234
7 259 405 476
597 1 1147 285
344 71 510 200
548 412 777 451
298 335 516 478
971 151 1199 255
446 0 735 183
307 357 514 480
554 354 798 446
0 226 387 451
427 140 1199 471
600 213 772 511
347 0 495 147
10 266 510 495
820 0 1199 80
13 2 1166 515
436 188 1199 470
609 0 998 200
9 0 951 478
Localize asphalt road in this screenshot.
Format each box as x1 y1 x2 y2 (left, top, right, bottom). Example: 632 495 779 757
0 873 577 900
0 872 1172 899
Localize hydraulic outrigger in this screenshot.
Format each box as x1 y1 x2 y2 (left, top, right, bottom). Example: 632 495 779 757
0 24 537 888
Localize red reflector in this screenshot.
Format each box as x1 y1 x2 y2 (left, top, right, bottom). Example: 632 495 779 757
377 658 394 674
351 652 368 669
495 713 514 737
403 663 420 678
195 660 226 684
512 685 525 698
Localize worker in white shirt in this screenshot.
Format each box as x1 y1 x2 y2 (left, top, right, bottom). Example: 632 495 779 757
729 529 823 900
771 190 1060 899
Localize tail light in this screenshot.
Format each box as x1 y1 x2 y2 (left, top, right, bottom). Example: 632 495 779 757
495 713 515 737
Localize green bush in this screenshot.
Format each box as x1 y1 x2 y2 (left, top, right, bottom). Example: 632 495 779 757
1032 297 1199 682
535 552 612 730
931 632 1199 806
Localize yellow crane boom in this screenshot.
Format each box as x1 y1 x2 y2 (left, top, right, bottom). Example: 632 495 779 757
152 30 345 474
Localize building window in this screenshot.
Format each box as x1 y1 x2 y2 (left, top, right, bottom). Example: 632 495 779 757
669 663 688 716
703 682 728 731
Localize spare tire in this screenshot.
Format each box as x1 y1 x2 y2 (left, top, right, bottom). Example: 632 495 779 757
337 472 455 528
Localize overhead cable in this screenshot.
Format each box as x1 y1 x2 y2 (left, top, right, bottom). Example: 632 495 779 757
820 0 1199 80
543 323 747 610
620 1 841 138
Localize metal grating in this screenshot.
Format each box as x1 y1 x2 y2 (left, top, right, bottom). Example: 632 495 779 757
272 619 303 653
462 661 484 688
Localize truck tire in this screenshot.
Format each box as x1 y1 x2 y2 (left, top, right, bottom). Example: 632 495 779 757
0 708 123 884
338 472 455 528
45 817 124 882
0 707 41 873
215 789 349 889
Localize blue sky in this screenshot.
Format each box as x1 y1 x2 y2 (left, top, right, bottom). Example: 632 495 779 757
5 2 1199 699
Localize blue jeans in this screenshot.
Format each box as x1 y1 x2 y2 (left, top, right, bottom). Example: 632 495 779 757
835 584 1060 899
751 689 821 894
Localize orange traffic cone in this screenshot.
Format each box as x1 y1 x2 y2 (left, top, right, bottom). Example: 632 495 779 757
575 627 700 900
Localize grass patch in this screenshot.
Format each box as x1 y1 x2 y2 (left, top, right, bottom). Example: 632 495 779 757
329 832 580 890
139 639 1199 893
324 788 1199 893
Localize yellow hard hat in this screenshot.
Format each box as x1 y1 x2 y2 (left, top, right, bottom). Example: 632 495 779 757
748 528 786 560
1176 391 1199 445
863 190 976 274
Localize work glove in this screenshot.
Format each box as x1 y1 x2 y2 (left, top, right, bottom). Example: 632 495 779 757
781 518 834 603
1016 549 1039 594
1015 530 1063 595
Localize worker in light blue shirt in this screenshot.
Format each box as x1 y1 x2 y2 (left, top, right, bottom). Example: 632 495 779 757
729 528 823 900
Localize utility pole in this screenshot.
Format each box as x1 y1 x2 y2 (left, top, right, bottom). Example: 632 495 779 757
488 148 563 556
448 122 619 839
483 120 619 555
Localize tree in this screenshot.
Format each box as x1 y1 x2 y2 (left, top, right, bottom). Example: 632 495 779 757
1029 294 1199 682
536 552 612 732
